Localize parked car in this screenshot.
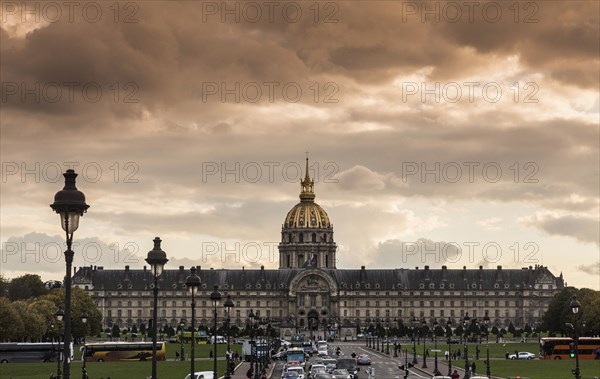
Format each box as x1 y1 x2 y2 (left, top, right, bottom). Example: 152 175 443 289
508 352 536 360
282 372 300 379
184 371 214 379
356 354 371 365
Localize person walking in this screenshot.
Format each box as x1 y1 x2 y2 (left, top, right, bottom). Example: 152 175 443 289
471 361 476 374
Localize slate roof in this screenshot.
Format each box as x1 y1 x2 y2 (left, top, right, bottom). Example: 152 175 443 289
73 264 563 292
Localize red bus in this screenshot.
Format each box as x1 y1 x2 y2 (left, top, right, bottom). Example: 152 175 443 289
540 337 600 360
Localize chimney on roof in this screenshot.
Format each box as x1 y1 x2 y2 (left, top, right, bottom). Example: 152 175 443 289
424 265 429 270
125 265 129 271
97 266 103 270
179 266 184 271
143 266 147 272
442 266 447 270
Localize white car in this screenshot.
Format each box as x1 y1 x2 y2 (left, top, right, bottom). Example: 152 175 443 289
184 371 214 379
331 369 351 379
508 352 536 360
309 364 327 379
285 366 305 379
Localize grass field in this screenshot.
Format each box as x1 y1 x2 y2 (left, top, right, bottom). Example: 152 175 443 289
0 342 243 379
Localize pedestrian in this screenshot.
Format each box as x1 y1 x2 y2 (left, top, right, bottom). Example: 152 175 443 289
426 349 429 358
451 369 460 379
471 361 476 374
445 350 449 360
210 350 213 359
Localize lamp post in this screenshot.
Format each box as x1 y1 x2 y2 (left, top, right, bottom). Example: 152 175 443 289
56 308 64 379
421 318 428 369
570 295 582 379
483 312 491 378
249 309 259 379
386 318 391 355
411 316 418 365
81 312 88 379
179 319 186 361
210 286 222 379
463 313 470 379
51 169 89 379
446 317 453 377
433 318 440 376
186 267 201 379
145 237 169 379
224 294 234 379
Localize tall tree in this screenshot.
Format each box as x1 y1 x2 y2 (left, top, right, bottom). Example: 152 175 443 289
0 275 8 297
8 274 47 301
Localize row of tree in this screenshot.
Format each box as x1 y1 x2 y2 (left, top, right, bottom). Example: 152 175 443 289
0 274 102 342
541 287 600 336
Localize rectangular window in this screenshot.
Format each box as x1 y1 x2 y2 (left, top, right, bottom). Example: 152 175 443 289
356 310 360 318
385 301 390 307
366 310 370 317
440 309 445 317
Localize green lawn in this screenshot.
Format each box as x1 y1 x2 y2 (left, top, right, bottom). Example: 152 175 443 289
470 358 600 379
0 342 243 379
0 360 229 379
390 341 542 359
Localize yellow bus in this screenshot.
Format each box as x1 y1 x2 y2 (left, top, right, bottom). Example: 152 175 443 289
83 342 166 362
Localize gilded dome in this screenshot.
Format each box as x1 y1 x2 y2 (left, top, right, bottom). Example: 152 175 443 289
284 202 331 229
283 156 332 229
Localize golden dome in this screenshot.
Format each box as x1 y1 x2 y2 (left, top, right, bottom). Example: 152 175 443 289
283 155 332 229
284 201 331 229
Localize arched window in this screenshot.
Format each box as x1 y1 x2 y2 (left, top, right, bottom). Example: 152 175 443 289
312 233 316 242
298 255 304 267
299 234 304 243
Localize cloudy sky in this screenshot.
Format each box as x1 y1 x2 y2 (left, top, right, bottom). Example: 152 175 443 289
1 1 598 290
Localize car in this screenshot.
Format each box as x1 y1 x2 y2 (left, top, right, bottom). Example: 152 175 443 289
356 334 365 339
285 366 305 379
431 376 451 379
184 371 214 379
309 364 327 379
321 358 337 373
282 372 300 379
508 352 536 360
356 354 371 365
314 374 333 379
272 351 287 360
317 348 328 356
331 369 351 379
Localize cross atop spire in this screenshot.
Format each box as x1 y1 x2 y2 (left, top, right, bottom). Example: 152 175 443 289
300 153 315 202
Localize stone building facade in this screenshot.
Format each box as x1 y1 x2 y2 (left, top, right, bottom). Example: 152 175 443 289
72 158 564 339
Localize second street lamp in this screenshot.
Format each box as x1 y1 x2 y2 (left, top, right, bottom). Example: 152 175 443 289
179 319 186 361
483 311 491 378
81 312 88 379
210 286 222 379
446 317 453 377
569 295 582 379
145 237 168 379
421 318 428 369
51 169 89 379
224 294 234 379
186 267 201 379
55 308 64 379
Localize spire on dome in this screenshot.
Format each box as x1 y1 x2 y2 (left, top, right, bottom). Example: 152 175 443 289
300 152 315 202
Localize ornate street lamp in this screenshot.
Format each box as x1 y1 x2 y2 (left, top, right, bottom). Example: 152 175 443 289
210 286 222 379
463 313 470 379
569 295 582 379
145 237 168 379
80 312 88 379
421 318 428 369
410 316 418 365
224 294 234 379
248 309 258 379
446 317 453 377
186 267 201 379
55 308 64 379
432 318 441 376
179 319 186 361
51 169 89 379
483 311 491 378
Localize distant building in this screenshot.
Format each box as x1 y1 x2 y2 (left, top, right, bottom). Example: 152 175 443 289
73 158 564 339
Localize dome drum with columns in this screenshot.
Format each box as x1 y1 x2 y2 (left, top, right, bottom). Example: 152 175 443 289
279 156 337 269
